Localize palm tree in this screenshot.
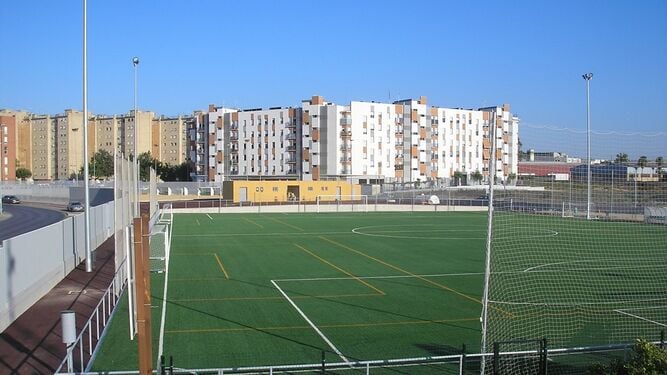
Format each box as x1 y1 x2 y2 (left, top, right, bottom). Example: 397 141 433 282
615 153 629 164
637 155 648 168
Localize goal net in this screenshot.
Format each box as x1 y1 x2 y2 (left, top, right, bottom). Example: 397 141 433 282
150 203 173 273
482 125 667 373
316 195 368 213
645 206 667 225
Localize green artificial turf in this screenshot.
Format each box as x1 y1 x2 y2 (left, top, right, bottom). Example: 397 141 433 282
91 211 666 372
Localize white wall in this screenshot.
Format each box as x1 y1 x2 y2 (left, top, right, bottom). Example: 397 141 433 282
0 201 114 332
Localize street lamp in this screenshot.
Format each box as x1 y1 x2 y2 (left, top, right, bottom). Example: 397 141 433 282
582 72 593 220
133 57 140 216
83 0 92 272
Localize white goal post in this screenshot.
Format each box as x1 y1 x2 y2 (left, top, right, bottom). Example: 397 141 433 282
316 195 368 213
645 206 667 225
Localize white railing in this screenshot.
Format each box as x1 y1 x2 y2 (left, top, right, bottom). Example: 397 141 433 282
54 259 128 374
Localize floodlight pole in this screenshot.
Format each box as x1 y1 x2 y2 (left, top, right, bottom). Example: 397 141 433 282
133 57 140 217
83 0 92 272
583 73 593 220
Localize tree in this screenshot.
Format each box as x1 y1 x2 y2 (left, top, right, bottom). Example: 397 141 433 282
453 171 465 186
15 167 32 180
626 339 667 374
517 138 526 161
138 151 161 182
158 162 191 182
657 156 664 178
588 339 667 374
615 153 629 164
637 155 648 168
89 149 114 178
471 171 483 185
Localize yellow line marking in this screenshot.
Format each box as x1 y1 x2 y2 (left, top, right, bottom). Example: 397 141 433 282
294 244 385 296
267 216 304 231
242 217 264 229
213 253 230 280
165 317 480 334
171 293 381 303
318 235 508 316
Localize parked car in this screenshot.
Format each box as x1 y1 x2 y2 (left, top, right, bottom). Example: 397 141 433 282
66 201 84 212
2 195 21 204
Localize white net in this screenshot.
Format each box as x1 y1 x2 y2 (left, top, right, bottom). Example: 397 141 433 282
315 195 368 213
482 126 667 373
113 153 140 338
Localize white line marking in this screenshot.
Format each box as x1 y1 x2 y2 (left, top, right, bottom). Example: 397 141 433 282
491 298 667 307
270 280 349 364
157 226 171 367
206 214 214 220
614 309 667 327
195 219 200 226
275 272 484 282
615 305 667 312
174 231 354 237
523 259 599 273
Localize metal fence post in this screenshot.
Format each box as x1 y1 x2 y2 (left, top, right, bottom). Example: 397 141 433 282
321 350 326 373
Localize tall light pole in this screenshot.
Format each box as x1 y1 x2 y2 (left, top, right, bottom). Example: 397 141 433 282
583 72 593 220
133 57 140 216
83 0 92 272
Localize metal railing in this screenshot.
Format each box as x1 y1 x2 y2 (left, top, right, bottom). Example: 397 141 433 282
54 259 128 374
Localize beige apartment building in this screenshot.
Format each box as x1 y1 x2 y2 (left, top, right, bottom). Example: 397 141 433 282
152 115 188 166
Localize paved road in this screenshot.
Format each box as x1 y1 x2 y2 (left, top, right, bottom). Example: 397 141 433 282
0 203 69 242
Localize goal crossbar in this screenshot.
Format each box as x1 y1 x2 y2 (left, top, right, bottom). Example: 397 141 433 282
316 195 368 213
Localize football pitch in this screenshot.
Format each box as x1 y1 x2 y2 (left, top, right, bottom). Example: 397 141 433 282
91 211 667 372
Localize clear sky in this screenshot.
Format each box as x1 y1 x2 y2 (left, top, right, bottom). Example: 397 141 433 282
1 1 665 156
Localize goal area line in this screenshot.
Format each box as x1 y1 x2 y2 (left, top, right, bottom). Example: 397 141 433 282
614 306 667 328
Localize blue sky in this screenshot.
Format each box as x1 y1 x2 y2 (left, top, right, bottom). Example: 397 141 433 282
1 1 665 156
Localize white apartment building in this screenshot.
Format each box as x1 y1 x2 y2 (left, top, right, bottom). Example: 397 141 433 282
188 96 519 185
229 107 302 179
298 96 518 184
301 96 347 180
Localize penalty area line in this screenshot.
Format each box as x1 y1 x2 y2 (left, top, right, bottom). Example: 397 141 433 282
614 309 667 328
270 280 349 364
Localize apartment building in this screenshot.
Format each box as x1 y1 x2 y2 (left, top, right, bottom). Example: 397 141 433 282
0 112 18 181
228 107 302 180
89 115 119 157
188 105 235 182
300 96 345 180
116 111 153 159
296 96 519 184
152 115 189 166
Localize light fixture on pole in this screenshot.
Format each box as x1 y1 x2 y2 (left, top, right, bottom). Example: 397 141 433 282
133 57 140 216
582 72 593 220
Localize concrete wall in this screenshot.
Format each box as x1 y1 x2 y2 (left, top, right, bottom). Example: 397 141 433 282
0 201 114 332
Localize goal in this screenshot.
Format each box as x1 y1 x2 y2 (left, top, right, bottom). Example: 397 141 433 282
480 126 667 374
644 206 667 225
316 195 368 213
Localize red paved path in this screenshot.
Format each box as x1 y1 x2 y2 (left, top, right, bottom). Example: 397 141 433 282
0 237 115 374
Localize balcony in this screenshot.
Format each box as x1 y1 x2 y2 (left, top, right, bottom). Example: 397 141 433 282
340 130 352 138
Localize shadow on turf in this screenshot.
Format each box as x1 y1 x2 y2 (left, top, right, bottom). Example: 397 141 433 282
161 277 480 371
231 278 480 334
